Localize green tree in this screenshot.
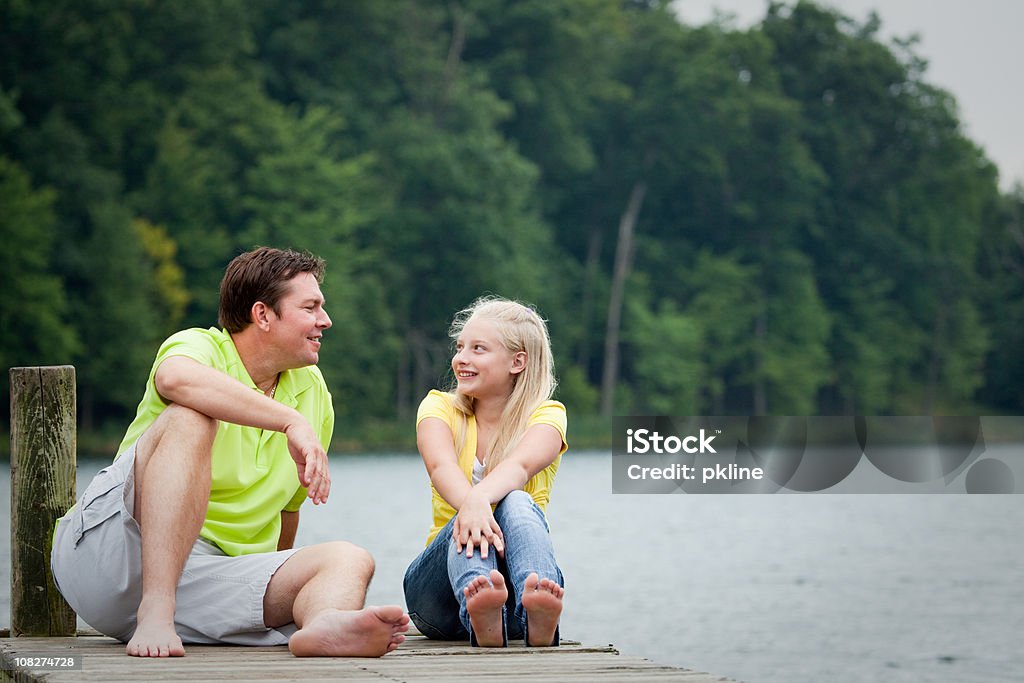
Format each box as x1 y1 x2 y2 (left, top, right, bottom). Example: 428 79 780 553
763 0 998 412
257 0 567 415
626 296 703 415
1 0 1013 429
238 106 395 418
0 155 78 371
976 185 1024 411
681 251 761 413
134 218 190 330
576 8 830 414
0 0 254 422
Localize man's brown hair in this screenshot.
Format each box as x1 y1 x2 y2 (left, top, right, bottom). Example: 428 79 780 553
218 247 326 333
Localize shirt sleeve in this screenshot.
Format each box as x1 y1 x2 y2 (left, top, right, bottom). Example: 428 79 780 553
153 328 222 369
416 390 456 430
284 484 307 512
529 401 569 455
286 370 335 513
317 375 335 451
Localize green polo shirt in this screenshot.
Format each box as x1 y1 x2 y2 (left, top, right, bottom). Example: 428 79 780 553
117 327 335 556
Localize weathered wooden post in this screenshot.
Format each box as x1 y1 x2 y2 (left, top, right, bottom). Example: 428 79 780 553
9 366 77 636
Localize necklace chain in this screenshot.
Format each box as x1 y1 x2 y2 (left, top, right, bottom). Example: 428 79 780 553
261 374 279 399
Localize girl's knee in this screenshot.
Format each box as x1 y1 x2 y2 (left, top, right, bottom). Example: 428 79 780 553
496 490 536 517
500 490 533 507
494 491 548 531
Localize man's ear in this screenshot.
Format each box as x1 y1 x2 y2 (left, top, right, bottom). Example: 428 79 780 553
510 351 527 375
251 302 273 330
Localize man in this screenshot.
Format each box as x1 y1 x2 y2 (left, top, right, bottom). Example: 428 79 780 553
51 247 409 658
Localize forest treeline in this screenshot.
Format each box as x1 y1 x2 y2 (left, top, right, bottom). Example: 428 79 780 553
2 0 1022 433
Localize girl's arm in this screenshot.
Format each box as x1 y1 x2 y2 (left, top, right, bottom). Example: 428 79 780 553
454 422 563 558
471 423 563 504
418 417 503 559
417 417 474 510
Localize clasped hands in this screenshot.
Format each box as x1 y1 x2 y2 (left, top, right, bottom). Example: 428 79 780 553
453 490 504 559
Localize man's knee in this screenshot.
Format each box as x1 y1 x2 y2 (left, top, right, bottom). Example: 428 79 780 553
155 404 218 440
319 541 375 579
137 404 217 469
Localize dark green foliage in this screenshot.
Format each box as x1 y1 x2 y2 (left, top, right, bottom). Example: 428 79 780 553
0 0 1017 434
0 155 78 372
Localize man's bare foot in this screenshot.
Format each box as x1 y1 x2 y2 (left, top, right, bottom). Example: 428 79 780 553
289 605 409 657
522 572 563 646
465 569 507 647
126 602 185 657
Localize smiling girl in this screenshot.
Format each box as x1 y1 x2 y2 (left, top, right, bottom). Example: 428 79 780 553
402 296 567 647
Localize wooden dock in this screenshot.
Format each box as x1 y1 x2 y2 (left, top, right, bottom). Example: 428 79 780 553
1 630 735 682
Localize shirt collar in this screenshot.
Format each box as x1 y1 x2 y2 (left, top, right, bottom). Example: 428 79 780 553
214 327 317 407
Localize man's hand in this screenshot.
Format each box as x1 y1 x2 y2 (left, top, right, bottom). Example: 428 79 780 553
453 489 504 559
283 420 331 504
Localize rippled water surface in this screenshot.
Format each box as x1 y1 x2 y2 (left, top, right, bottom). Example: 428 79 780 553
3 450 1022 682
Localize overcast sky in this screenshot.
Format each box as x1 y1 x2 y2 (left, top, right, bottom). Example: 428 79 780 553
673 0 1023 190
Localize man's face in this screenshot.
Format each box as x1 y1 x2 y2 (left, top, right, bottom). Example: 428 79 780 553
267 272 332 368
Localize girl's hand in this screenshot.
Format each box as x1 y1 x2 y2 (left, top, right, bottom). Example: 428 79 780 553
453 490 505 559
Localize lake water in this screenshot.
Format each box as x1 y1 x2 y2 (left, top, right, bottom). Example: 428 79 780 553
3 450 1022 682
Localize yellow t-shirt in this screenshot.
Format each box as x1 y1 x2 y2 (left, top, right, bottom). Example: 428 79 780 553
116 327 335 556
416 389 568 546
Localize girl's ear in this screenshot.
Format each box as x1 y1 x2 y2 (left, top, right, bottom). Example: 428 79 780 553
510 351 527 375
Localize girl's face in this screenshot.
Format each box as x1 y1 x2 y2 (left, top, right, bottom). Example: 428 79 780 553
452 316 525 401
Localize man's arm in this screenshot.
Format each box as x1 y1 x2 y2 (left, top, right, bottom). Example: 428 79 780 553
157 355 303 432
278 510 299 551
155 355 330 504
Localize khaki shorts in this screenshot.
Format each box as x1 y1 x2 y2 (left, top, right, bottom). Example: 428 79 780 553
51 442 299 645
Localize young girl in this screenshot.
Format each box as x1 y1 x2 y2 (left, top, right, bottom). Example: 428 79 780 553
403 296 567 647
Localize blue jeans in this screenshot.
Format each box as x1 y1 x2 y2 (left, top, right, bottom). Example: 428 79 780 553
403 490 562 646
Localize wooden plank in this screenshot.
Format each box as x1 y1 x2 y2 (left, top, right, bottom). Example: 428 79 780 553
0 635 736 682
9 366 77 637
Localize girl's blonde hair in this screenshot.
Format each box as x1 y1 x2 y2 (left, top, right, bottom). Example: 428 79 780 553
448 296 556 474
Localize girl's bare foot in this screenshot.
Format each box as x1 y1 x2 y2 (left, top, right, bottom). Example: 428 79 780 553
522 572 563 646
464 569 508 647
